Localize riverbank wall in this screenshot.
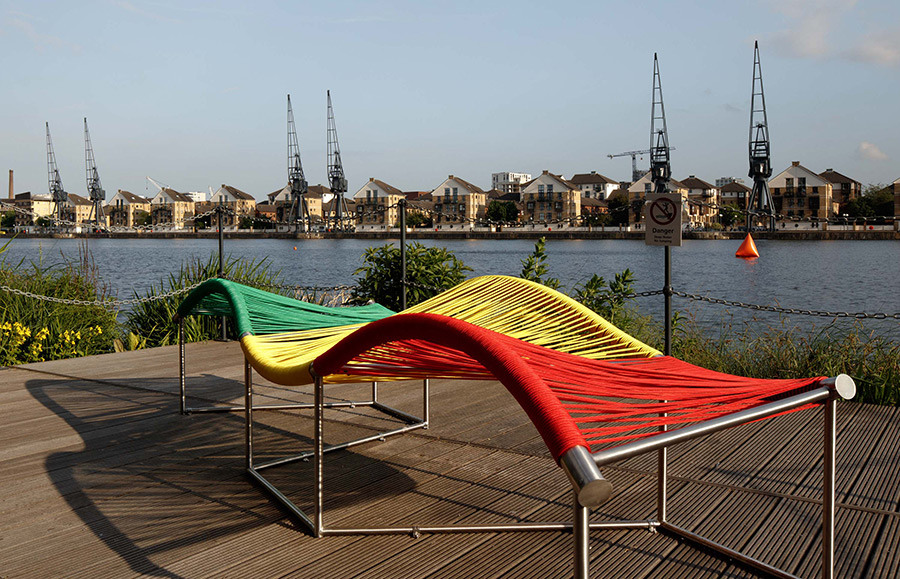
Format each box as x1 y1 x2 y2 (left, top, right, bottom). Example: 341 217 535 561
6 229 899 241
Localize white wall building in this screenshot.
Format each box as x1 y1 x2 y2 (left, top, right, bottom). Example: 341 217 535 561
491 172 532 195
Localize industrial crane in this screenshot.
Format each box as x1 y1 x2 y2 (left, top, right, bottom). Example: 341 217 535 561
649 53 672 195
146 176 170 193
46 122 68 226
747 41 776 232
84 118 105 227
326 90 350 230
286 94 309 233
608 147 675 183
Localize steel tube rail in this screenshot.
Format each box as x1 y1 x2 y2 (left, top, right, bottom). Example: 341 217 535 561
372 401 424 425
321 520 658 536
573 494 590 579
314 373 324 537
253 421 429 471
246 468 315 533
593 385 835 467
245 360 253 469
185 400 374 414
660 521 799 579
422 379 430 429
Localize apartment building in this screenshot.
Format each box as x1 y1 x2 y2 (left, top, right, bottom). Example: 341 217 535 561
13 192 53 228
679 176 719 228
491 172 532 195
769 162 835 220
719 181 751 210
63 194 95 226
520 171 581 224
196 184 257 229
818 169 861 214
149 187 195 229
353 178 406 229
106 190 151 228
569 171 618 200
431 175 487 228
626 173 688 225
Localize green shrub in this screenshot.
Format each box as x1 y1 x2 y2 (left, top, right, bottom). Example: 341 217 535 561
351 242 471 311
124 254 285 348
519 237 560 289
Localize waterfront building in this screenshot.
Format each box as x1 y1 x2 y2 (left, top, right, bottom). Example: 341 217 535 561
715 176 745 187
769 161 835 221
13 192 53 228
353 178 406 230
679 176 719 228
580 196 608 223
519 171 581 225
626 172 688 225
149 187 195 229
719 180 751 210
569 171 619 200
892 177 900 227
254 201 277 225
430 175 488 229
197 184 257 229
63 193 95 227
106 190 151 228
491 172 532 195
818 169 861 214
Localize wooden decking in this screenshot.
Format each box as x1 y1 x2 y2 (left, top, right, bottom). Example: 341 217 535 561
2 341 899 578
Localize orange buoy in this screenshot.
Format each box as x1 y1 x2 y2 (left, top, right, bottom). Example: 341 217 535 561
293 246 297 251
735 233 759 258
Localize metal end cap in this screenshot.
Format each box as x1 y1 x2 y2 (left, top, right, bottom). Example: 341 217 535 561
833 374 856 400
578 479 614 508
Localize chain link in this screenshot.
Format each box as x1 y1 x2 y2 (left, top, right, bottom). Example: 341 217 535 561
673 291 900 320
0 278 213 308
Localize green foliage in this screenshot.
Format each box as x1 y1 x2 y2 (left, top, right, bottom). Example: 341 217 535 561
133 210 151 227
486 200 519 223
845 183 893 218
571 269 635 324
673 317 900 406
1 211 15 229
606 192 630 226
581 212 611 227
124 255 285 348
239 215 255 229
352 242 471 311
0 242 117 364
719 203 742 228
519 237 560 289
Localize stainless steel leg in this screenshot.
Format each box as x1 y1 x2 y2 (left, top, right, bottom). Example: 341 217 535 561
423 378 430 429
658 401 667 523
371 381 378 403
245 359 253 470
573 492 589 579
179 319 186 414
823 396 837 579
314 374 324 538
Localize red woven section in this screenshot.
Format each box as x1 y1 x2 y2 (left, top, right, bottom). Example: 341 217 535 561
313 313 827 458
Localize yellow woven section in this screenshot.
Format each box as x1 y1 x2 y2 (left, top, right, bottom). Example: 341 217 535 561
240 275 659 386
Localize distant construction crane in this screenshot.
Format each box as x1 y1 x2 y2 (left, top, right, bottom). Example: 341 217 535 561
326 90 350 230
46 122 67 226
649 52 672 194
608 146 675 183
747 41 776 232
83 118 106 227
146 176 170 193
286 94 310 233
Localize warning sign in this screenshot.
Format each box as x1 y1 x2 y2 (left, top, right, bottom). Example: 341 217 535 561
644 193 682 246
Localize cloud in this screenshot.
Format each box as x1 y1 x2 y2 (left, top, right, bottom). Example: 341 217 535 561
9 15 81 53
723 103 742 114
857 141 888 161
845 29 900 67
111 1 180 24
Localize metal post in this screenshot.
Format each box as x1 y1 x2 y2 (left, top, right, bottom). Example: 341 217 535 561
573 492 590 579
423 378 430 429
314 374 324 537
399 198 407 310
371 381 378 403
179 319 186 414
823 395 837 579
245 359 253 469
663 245 672 356
217 205 227 341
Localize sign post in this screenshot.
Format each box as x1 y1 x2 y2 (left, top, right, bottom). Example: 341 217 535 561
645 193 682 357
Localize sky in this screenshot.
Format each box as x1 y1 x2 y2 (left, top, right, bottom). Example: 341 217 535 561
2 0 899 201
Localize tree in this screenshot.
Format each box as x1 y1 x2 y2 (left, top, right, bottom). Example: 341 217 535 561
1 211 15 229
845 183 893 219
486 200 519 223
400 210 432 228
606 192 630 226
352 242 472 311
719 203 741 228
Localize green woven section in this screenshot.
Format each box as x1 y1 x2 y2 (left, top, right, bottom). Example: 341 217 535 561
176 279 393 336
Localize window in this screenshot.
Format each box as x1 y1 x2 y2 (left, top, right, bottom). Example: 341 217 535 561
785 178 793 191
557 192 562 200
547 184 554 194
538 185 544 194
444 188 450 196
644 183 651 193
798 177 806 191
813 186 818 194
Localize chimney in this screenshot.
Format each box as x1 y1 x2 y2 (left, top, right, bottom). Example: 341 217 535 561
8 169 12 200
792 161 800 167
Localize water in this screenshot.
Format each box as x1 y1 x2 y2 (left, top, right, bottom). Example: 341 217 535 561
3 236 898 336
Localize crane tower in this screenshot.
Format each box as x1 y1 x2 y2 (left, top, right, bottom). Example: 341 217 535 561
286 94 310 233
649 53 672 195
46 122 68 226
84 118 106 227
747 41 776 232
326 90 350 230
